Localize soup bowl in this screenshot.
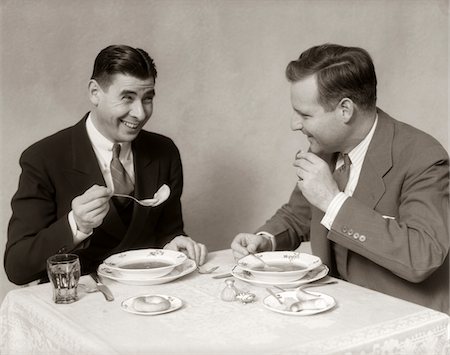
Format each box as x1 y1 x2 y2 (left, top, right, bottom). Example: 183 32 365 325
103 249 187 280
237 252 322 283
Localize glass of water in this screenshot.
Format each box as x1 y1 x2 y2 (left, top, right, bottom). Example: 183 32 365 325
47 254 80 304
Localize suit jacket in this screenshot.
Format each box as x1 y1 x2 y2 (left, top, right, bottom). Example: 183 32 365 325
258 109 449 314
5 114 186 285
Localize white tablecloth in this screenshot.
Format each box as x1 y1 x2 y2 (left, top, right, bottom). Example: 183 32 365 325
1 249 449 354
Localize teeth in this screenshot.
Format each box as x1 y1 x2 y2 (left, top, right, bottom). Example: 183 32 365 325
122 120 138 129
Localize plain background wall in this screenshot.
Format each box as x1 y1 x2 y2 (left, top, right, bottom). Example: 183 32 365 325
0 0 448 302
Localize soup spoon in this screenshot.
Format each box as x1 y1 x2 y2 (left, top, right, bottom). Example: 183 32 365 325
113 184 170 207
112 194 158 207
248 253 283 272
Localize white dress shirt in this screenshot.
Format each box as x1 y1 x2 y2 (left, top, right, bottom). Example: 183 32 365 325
68 114 135 244
321 115 378 229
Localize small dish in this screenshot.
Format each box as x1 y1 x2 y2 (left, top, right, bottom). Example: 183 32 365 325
263 290 336 316
237 252 322 283
98 259 196 285
103 249 187 279
121 294 182 315
232 264 329 288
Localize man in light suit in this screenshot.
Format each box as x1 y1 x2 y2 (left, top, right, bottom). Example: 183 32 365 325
5 45 207 285
231 44 449 314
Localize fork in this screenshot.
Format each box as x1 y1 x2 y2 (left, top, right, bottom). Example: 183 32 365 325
266 288 284 305
197 265 219 274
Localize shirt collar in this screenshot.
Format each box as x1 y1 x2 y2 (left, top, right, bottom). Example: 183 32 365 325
85 113 132 159
348 114 378 162
336 114 378 168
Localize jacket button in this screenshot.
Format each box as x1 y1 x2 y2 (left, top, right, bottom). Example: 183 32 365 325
359 235 366 242
347 229 353 236
353 232 360 239
342 227 348 233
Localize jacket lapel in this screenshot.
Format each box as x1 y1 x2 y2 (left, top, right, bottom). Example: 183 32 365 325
67 114 127 239
352 109 393 206
313 110 394 276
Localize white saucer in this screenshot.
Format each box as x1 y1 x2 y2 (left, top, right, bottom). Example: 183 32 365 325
98 259 196 285
232 264 329 288
121 294 183 316
263 290 336 316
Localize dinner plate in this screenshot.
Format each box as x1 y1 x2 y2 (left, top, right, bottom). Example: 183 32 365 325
121 294 183 315
97 259 196 285
231 264 329 288
263 291 336 316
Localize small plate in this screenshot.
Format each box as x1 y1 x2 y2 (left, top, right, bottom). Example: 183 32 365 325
232 264 329 288
98 259 196 285
263 291 336 316
121 294 182 315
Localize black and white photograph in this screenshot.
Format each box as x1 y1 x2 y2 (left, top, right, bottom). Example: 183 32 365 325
0 0 448 354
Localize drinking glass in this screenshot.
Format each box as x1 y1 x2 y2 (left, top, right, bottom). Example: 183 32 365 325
47 254 80 304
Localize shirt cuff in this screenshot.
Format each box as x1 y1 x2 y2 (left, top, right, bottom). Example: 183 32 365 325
256 231 276 251
68 211 93 245
321 192 349 230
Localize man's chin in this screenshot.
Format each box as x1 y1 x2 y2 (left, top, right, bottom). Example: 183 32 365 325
308 144 323 155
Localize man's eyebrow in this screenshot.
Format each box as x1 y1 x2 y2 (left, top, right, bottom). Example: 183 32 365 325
119 89 137 96
144 89 156 97
119 89 155 97
294 107 309 116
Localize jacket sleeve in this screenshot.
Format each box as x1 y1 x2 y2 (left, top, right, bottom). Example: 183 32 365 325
329 145 449 283
257 184 312 250
152 143 186 246
5 149 77 285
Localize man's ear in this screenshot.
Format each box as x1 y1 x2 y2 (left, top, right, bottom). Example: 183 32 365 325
336 98 354 123
88 79 101 106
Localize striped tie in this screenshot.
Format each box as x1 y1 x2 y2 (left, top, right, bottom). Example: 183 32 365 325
331 152 352 277
333 153 352 191
110 143 134 206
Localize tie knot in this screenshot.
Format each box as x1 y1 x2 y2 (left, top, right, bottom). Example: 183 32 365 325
341 153 351 168
112 144 121 159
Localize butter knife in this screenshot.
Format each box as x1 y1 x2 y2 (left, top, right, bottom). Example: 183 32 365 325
90 272 114 301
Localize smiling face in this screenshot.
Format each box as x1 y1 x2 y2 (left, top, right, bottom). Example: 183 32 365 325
89 73 155 143
290 75 348 154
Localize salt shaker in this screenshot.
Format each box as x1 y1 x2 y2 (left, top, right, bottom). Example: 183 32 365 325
220 278 239 302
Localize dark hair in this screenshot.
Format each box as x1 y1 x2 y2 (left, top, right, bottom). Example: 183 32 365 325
91 45 157 88
286 44 377 111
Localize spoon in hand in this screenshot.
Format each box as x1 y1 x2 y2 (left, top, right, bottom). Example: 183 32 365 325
248 253 283 272
112 194 158 207
113 184 170 207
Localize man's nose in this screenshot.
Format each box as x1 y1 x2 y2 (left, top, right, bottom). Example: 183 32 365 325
291 113 303 131
130 100 146 120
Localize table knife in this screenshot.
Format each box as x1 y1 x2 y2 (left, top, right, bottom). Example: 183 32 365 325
89 272 114 301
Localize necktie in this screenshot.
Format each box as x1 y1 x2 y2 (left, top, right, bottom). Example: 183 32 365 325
331 153 352 277
333 153 352 192
110 143 134 206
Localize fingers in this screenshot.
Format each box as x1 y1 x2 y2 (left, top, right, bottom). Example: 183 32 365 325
231 233 251 260
197 243 208 266
71 185 112 233
165 236 208 266
231 233 267 261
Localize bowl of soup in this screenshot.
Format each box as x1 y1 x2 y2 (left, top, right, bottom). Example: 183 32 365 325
103 249 187 279
237 252 322 282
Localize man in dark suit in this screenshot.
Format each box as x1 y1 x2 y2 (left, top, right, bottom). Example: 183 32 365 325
5 45 207 285
231 44 449 314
